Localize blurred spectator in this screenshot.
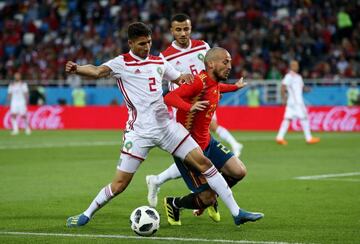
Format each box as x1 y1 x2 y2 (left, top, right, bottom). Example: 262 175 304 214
337 8 353 39
109 98 119 106
0 1 359 81
67 74 82 88
347 82 359 106
246 85 260 107
266 64 282 80
72 86 86 107
57 98 67 105
29 85 46 105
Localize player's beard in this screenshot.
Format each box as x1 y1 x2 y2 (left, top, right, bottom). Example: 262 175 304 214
214 69 228 82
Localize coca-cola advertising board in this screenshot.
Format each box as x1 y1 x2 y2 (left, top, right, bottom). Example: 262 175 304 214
0 106 359 131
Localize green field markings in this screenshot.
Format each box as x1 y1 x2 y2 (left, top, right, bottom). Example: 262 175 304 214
0 130 354 150
294 172 360 182
0 141 120 150
0 231 310 244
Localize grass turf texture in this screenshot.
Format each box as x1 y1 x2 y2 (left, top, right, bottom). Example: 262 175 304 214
0 130 359 244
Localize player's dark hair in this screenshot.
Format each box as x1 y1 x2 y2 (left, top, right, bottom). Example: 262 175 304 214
127 22 152 40
171 13 191 23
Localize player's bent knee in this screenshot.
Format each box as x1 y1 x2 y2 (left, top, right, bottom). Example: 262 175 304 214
185 148 213 172
236 166 247 180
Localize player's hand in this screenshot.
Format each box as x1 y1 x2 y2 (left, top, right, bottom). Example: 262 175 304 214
178 74 194 85
234 77 247 89
65 61 78 74
190 100 209 112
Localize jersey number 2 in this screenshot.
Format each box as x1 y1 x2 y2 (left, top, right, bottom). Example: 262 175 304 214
148 77 157 92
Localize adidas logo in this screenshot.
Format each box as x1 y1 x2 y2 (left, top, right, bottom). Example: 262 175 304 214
176 61 181 65
135 69 141 74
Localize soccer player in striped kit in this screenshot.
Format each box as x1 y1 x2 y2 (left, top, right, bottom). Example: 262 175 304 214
65 22 255 227
7 72 31 135
276 60 320 145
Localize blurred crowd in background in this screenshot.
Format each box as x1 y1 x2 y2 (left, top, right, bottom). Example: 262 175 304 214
0 0 359 82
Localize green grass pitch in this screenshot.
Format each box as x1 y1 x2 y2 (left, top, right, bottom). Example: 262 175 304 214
0 130 359 244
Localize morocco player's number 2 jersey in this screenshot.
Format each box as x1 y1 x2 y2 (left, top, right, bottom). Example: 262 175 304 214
161 39 210 91
103 51 180 136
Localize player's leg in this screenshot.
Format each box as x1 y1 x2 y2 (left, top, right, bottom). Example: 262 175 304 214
21 107 31 135
163 122 263 225
163 155 216 225
67 131 148 227
298 107 320 144
10 113 19 135
183 146 262 225
146 162 181 207
66 155 140 227
203 138 263 225
276 106 292 145
164 190 216 225
194 160 246 221
194 139 246 221
210 115 243 157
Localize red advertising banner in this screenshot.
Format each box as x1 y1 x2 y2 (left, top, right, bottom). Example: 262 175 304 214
0 105 359 131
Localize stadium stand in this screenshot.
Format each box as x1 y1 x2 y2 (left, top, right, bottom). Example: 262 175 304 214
0 0 359 83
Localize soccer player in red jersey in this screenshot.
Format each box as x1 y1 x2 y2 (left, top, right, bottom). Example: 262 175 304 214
162 47 264 226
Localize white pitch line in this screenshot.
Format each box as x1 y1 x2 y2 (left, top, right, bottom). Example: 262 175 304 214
294 172 360 180
325 178 360 182
0 141 120 150
0 231 308 244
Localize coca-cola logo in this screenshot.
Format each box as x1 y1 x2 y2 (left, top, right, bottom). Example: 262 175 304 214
3 106 64 129
291 106 360 131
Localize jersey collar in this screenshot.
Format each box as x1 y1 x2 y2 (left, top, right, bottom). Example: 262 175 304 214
129 50 148 61
200 71 218 86
172 40 192 51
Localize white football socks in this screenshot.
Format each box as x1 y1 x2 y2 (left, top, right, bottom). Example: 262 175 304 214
11 117 18 133
202 165 239 216
300 119 312 141
276 119 290 140
216 126 239 149
24 116 31 134
156 163 181 185
84 184 114 218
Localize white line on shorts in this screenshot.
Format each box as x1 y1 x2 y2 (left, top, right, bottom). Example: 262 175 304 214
0 231 308 244
294 172 360 180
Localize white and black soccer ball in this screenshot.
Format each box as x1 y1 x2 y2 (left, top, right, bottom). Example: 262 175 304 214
130 206 160 237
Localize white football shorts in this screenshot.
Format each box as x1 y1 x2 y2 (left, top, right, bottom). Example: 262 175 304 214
117 120 199 173
10 104 27 115
284 104 308 120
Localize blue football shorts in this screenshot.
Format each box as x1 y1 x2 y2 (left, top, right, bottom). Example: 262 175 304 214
174 136 234 193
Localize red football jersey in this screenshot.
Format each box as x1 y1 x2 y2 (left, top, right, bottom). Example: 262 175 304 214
164 71 238 150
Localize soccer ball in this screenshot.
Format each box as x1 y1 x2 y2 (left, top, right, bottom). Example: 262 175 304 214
129 206 160 237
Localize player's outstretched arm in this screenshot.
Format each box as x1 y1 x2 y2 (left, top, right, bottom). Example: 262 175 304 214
219 77 247 93
234 77 247 89
65 61 111 79
281 84 287 105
